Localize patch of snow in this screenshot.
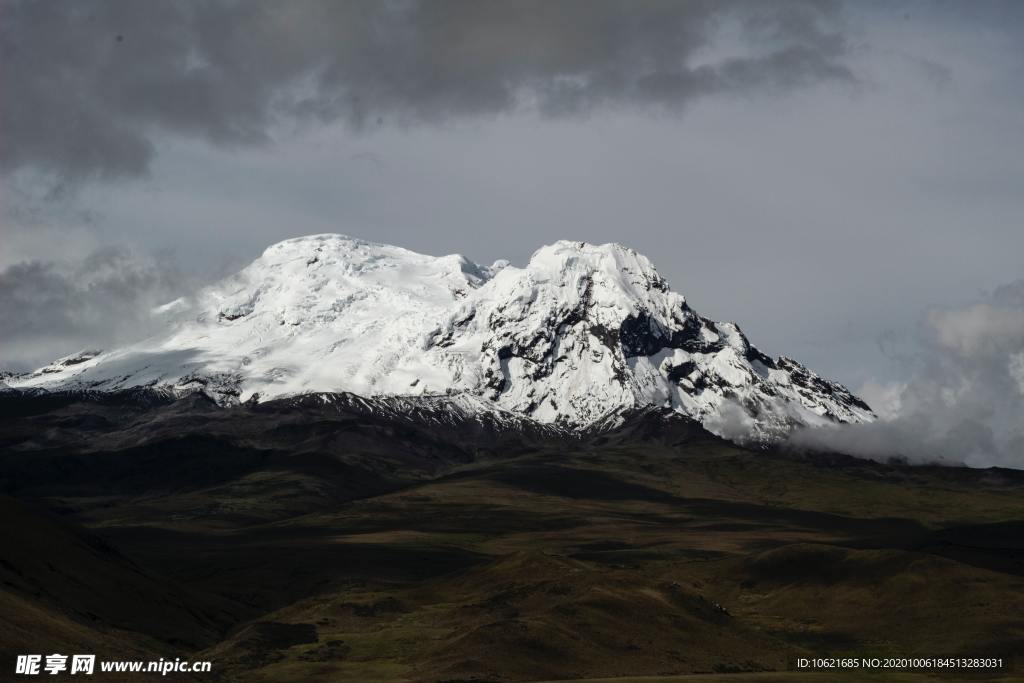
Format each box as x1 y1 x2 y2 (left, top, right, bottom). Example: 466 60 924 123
8 234 874 441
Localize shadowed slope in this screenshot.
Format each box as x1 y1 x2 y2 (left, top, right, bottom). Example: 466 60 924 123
1 394 1022 680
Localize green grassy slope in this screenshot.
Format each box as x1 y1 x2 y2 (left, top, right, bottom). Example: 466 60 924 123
2 400 1022 681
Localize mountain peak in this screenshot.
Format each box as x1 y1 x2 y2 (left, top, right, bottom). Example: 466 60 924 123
6 234 873 443
526 240 669 292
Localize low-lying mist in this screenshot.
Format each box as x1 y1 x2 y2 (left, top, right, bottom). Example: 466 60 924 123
789 280 1024 469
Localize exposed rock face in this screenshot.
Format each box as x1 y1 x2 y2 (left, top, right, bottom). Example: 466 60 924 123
5 235 872 442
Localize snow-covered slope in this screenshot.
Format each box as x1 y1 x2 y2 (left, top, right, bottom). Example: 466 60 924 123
7 235 873 442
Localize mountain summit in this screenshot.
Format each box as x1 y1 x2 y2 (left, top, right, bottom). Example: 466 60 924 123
6 235 873 441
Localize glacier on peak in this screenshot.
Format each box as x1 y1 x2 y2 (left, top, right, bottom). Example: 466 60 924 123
5 234 873 442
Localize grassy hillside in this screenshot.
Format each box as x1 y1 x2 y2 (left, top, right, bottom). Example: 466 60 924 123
1 396 1022 680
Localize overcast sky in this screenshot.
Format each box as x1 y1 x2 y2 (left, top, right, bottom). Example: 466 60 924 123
2 1 1023 416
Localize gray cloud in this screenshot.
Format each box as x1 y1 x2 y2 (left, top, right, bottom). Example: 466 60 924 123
1 0 853 182
789 280 1024 469
0 248 186 370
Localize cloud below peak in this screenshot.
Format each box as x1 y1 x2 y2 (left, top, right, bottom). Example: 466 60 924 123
790 280 1024 469
0 247 186 371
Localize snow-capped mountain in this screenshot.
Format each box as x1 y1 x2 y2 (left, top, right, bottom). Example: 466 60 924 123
5 235 873 442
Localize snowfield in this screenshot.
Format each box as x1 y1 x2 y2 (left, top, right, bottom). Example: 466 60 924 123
5 234 874 442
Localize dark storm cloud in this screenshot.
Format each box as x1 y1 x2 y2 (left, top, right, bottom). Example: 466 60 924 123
0 0 853 181
0 248 184 370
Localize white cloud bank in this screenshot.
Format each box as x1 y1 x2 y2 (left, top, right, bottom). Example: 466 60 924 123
789 280 1024 469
